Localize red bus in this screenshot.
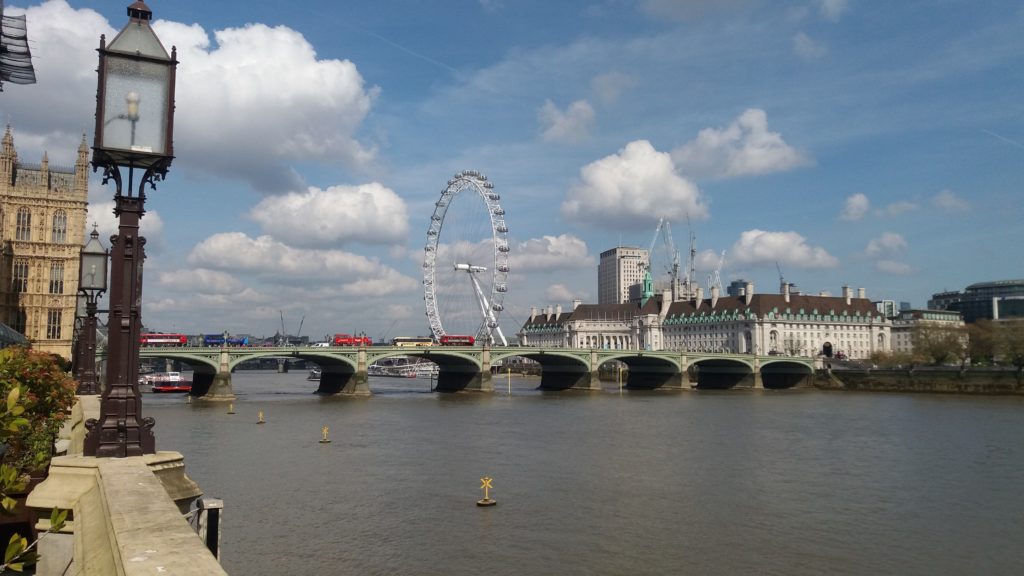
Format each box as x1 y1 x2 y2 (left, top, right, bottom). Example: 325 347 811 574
439 335 475 346
140 333 188 347
333 333 372 346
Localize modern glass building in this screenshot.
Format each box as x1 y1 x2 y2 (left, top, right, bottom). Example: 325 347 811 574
928 280 1024 323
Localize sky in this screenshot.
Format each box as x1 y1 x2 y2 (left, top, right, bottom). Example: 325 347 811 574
1 0 1021 343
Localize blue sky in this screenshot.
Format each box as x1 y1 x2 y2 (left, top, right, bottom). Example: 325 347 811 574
2 0 1022 342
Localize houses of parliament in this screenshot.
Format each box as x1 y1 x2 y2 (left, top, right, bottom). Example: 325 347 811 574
0 126 89 360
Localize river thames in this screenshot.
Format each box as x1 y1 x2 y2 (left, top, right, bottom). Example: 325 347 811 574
144 370 1024 575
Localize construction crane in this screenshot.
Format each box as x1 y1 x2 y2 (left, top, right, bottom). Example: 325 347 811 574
643 218 680 299
708 250 726 292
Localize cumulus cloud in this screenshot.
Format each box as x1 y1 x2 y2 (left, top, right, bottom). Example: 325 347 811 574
188 233 418 295
562 140 709 229
932 189 969 211
538 99 595 144
877 201 918 217
160 21 378 191
793 32 828 60
865 232 908 256
248 183 408 248
155 268 244 294
671 109 811 179
86 201 166 252
818 0 849 21
728 229 839 269
545 284 576 302
2 3 378 192
840 193 870 221
509 234 594 272
591 71 635 105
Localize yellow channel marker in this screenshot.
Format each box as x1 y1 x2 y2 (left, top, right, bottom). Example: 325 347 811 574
477 476 497 507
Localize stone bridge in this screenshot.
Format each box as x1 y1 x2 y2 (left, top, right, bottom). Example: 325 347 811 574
137 346 819 400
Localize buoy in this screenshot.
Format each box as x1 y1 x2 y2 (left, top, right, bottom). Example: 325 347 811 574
257 410 265 424
476 476 497 507
319 425 331 443
227 403 235 415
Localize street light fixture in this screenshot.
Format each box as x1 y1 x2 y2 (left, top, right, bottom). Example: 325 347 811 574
76 227 108 396
84 0 177 458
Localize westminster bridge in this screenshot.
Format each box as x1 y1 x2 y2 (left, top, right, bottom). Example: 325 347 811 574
137 345 820 400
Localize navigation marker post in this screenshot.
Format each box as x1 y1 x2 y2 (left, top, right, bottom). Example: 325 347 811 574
477 476 497 507
319 426 331 444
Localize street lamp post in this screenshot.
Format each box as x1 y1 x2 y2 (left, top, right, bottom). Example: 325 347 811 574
77 227 108 395
83 0 177 457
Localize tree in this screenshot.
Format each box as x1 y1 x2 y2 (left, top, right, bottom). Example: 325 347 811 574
967 319 998 365
911 323 966 366
997 320 1024 372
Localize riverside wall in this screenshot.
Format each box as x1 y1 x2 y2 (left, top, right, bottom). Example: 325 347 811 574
815 367 1024 395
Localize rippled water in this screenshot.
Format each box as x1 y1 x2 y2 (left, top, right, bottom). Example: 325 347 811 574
144 370 1024 575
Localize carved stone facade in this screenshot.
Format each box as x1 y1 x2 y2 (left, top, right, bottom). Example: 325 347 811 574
0 126 90 359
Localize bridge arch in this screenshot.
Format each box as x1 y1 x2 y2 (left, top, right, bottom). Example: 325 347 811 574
758 359 815 389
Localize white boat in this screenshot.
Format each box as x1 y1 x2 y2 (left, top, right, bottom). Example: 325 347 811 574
307 367 322 380
415 363 439 377
140 372 191 393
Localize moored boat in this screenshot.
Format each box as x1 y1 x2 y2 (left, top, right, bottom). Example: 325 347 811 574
142 372 192 393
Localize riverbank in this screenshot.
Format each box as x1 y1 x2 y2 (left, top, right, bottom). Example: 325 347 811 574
818 366 1024 395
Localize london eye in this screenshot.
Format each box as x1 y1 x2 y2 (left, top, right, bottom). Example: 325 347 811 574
423 170 509 346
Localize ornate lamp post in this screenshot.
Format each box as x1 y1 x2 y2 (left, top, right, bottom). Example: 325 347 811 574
84 0 177 457
77 227 108 395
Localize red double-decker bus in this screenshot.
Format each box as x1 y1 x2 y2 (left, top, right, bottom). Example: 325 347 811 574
439 335 475 346
333 333 372 346
140 333 188 347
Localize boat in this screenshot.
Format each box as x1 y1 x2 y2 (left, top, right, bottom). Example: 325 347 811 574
307 367 322 380
368 358 418 378
415 363 439 377
143 371 192 393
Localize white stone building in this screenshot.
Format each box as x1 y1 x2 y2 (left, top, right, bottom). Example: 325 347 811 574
597 246 648 305
889 309 965 354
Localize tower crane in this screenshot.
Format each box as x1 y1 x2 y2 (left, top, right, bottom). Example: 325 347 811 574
708 250 726 292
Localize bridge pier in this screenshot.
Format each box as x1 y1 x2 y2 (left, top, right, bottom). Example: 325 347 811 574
277 358 289 373
195 349 235 401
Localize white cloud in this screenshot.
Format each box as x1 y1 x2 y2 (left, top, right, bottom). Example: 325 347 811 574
562 140 709 229
728 229 839 269
840 193 870 221
590 71 635 105
876 260 913 275
932 189 969 211
642 0 758 22
671 109 811 179
793 32 828 61
818 0 849 21
878 201 918 217
538 99 595 144
865 232 908 256
510 234 594 272
86 201 166 252
155 268 244 294
248 183 408 248
1 3 378 193
545 284 576 302
159 21 378 192
187 233 418 295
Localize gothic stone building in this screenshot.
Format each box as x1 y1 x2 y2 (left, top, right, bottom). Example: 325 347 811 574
0 126 89 359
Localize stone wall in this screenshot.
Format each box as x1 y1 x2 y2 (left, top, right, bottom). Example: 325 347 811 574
815 367 1024 395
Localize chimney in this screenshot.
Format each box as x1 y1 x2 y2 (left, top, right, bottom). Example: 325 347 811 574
660 290 671 319
572 298 582 311
555 304 562 318
546 305 554 321
857 287 865 300
783 282 790 303
744 282 754 306
530 306 536 322
711 285 720 308
843 286 852 305
695 286 704 307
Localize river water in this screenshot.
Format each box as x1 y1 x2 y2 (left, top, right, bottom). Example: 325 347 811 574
143 370 1024 575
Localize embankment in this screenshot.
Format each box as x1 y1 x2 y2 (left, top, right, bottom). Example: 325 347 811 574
816 366 1023 395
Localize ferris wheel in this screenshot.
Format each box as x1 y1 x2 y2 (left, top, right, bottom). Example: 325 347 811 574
423 170 509 346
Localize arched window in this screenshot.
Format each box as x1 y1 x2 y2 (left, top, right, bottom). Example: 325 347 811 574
51 210 68 244
49 261 65 294
12 259 29 293
46 309 62 339
15 208 31 241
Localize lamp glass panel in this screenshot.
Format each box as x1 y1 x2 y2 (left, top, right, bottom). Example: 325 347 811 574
80 250 108 292
99 55 169 154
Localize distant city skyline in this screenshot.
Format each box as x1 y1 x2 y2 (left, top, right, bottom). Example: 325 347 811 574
2 0 1020 341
